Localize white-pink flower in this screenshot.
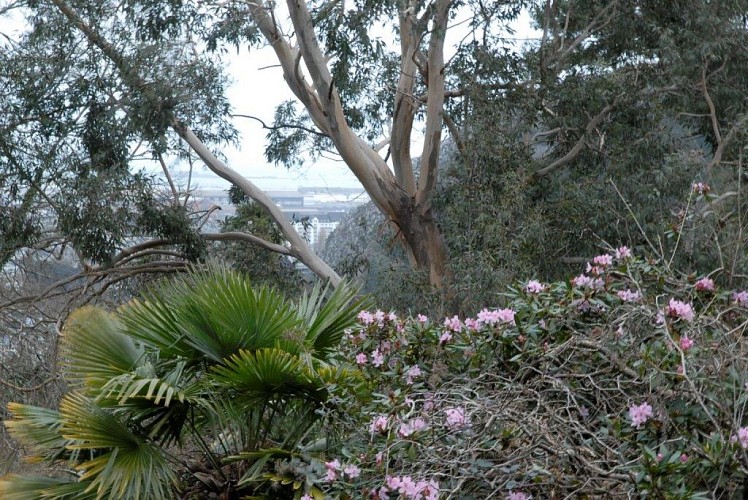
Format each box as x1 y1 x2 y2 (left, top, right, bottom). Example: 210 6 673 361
615 246 632 260
371 349 385 367
679 335 694 351
525 280 544 294
666 298 695 322
417 313 428 323
732 427 748 449
405 365 422 385
593 254 613 267
343 464 361 478
695 277 715 292
476 308 516 326
733 291 748 307
573 274 593 288
370 415 388 434
692 182 710 194
443 315 462 332
444 407 469 430
617 289 641 302
439 331 452 344
628 402 653 428
507 492 531 500
355 352 367 365
358 310 374 325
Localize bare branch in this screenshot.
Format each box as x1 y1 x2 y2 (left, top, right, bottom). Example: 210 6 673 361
233 113 328 138
532 103 614 179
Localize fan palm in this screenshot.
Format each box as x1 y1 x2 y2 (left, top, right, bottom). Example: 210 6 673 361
1 268 366 499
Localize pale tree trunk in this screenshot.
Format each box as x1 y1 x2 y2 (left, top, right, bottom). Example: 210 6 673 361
249 0 453 288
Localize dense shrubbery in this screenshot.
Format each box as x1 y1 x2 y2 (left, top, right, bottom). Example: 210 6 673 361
308 247 748 498
5 242 748 498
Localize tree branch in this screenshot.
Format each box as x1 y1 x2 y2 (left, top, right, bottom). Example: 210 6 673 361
416 0 451 205
531 103 613 180
233 113 328 138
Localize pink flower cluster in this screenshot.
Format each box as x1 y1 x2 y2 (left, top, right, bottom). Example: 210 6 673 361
398 417 428 437
629 402 653 428
617 289 641 302
695 277 715 292
476 308 516 326
370 415 388 434
417 314 428 323
377 475 439 499
692 182 710 194
731 427 748 449
614 246 632 260
679 335 694 351
665 298 695 322
507 492 531 500
443 315 462 332
324 459 360 482
525 280 544 294
444 407 469 430
358 309 398 327
405 365 422 385
733 291 748 307
573 274 604 290
593 254 613 267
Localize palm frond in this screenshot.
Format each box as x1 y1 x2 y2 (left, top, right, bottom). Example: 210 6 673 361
298 281 368 360
58 393 176 499
210 348 327 405
0 475 95 500
61 307 144 391
3 403 77 463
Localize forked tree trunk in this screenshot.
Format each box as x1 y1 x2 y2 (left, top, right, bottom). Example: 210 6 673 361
393 196 450 288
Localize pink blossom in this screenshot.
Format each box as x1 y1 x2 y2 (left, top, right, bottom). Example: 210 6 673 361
679 335 694 351
656 453 664 462
399 417 428 437
732 427 748 448
405 365 422 385
733 291 748 307
445 407 469 430
385 475 401 490
573 274 593 288
617 289 641 302
301 494 313 500
695 277 715 292
417 314 428 323
665 298 695 322
325 468 338 481
507 492 531 500
464 318 479 330
355 353 368 365
374 309 386 326
593 254 613 267
371 349 385 367
679 453 688 463
376 451 384 466
615 246 632 260
358 310 374 325
370 415 388 434
388 312 398 322
344 464 361 478
439 331 453 344
586 263 604 276
477 308 516 326
443 315 462 332
373 487 390 500
629 402 653 428
692 182 710 194
525 280 544 294
325 459 341 471
677 364 685 375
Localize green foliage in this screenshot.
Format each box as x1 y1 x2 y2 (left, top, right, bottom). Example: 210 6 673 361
312 252 748 498
1 268 364 499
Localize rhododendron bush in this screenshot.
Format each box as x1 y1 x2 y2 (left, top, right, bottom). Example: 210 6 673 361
307 250 748 498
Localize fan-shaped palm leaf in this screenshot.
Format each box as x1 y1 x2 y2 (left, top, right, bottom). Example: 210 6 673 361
61 307 143 390
210 348 327 405
297 281 368 360
58 393 177 499
0 475 95 500
3 403 74 463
